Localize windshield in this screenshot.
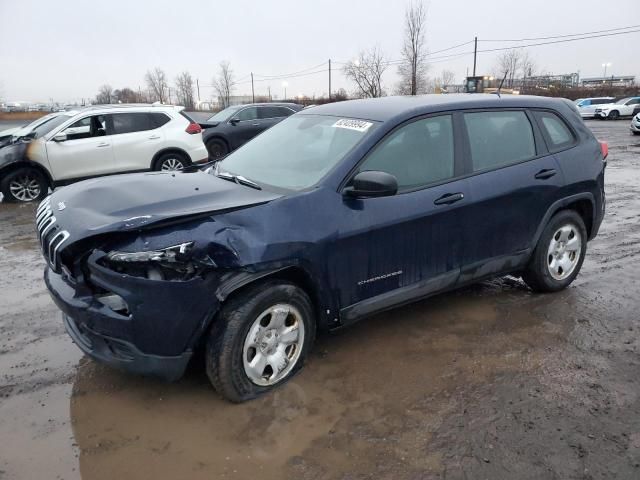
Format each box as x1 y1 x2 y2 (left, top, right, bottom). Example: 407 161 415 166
215 115 377 191
615 98 631 104
31 114 73 138
207 106 242 122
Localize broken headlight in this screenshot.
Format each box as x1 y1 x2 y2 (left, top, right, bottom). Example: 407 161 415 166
104 242 198 281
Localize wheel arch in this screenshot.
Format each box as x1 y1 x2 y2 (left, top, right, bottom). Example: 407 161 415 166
0 161 53 187
150 147 191 170
532 193 597 247
213 265 331 332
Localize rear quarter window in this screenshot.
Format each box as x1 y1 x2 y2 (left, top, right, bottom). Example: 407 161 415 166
534 111 576 152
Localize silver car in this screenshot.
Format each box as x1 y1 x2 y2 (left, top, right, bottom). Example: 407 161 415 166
631 113 640 135
574 97 615 119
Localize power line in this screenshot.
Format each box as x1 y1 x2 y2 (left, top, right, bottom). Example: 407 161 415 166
253 61 327 79
481 24 640 42
477 28 640 54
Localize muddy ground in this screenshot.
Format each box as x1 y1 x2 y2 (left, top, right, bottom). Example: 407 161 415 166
1 120 639 479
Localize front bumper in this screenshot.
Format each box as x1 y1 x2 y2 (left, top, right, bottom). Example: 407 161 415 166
44 252 221 381
631 122 640 133
595 111 609 118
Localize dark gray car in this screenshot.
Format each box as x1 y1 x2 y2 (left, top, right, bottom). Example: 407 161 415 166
199 103 303 158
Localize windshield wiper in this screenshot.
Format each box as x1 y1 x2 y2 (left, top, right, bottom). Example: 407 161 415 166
215 170 261 190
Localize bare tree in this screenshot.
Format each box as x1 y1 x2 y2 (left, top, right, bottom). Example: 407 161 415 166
494 49 524 88
343 48 388 98
174 71 195 110
396 1 428 95
112 87 138 103
213 61 236 108
95 84 114 104
145 67 169 103
440 70 455 87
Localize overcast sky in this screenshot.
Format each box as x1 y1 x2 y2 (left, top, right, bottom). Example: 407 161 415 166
0 0 638 103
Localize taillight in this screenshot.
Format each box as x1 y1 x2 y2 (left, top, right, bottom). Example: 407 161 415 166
185 122 202 134
599 140 608 160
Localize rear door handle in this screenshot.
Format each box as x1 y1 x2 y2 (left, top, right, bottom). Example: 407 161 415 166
148 135 161 140
434 192 465 205
252 123 260 126
535 168 557 180
97 142 110 148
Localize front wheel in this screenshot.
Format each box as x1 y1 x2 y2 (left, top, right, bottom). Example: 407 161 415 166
607 110 620 120
205 281 316 402
522 210 587 293
1 168 48 203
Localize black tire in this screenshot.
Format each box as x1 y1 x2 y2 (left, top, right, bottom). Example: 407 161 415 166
154 152 190 171
205 280 316 403
522 210 587 293
607 110 620 120
206 138 228 159
0 168 48 203
633 131 640 136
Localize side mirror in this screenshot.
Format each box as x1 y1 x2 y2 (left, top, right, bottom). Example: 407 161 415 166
229 118 240 125
53 133 67 142
343 171 398 199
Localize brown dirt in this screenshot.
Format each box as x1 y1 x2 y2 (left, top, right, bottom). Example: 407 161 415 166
1 120 639 479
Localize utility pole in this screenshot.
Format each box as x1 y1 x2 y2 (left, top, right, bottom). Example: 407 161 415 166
251 73 255 103
268 86 271 102
328 59 332 101
196 78 201 101
472 36 478 77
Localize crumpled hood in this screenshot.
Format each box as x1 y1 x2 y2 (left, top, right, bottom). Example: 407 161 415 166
47 170 282 241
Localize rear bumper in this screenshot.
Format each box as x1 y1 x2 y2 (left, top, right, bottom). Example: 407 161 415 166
187 143 208 163
631 122 640 132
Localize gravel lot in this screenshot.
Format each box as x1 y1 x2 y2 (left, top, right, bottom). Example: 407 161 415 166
0 119 639 480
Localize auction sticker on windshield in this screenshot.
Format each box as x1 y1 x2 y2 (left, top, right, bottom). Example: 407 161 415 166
332 119 373 132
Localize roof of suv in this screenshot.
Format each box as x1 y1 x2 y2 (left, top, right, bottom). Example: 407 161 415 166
300 94 570 122
79 104 185 113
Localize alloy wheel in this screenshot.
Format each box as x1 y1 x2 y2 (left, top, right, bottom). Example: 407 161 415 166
242 304 305 386
9 173 41 202
160 158 184 171
547 224 582 281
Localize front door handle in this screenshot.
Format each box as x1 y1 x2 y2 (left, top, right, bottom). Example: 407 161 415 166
148 135 161 140
97 142 110 148
535 168 557 180
252 123 260 126
434 192 465 205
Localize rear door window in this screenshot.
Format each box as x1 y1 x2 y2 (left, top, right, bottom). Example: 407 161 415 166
110 112 156 134
259 106 294 119
535 111 575 152
463 110 536 172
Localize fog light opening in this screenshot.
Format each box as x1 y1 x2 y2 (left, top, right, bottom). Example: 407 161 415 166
96 293 130 316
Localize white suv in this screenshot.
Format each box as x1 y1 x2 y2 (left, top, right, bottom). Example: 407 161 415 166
0 104 208 202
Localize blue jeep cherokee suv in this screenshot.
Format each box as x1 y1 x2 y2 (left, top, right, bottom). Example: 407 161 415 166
39 94 606 402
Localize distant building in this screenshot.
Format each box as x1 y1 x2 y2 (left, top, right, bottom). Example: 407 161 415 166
581 75 636 88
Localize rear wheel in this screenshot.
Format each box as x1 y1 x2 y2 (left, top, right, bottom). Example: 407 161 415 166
205 281 315 402
608 110 620 120
206 138 228 159
154 152 189 171
1 168 48 203
522 210 587 292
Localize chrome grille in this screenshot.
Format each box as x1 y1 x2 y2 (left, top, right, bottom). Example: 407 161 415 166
36 196 70 272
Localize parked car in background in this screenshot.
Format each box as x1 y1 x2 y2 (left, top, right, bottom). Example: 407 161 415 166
631 113 640 135
0 104 207 202
574 97 615 119
595 97 640 120
39 94 606 402
199 103 303 158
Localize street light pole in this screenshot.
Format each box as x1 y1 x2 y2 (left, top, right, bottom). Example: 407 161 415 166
282 81 288 101
602 62 611 78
